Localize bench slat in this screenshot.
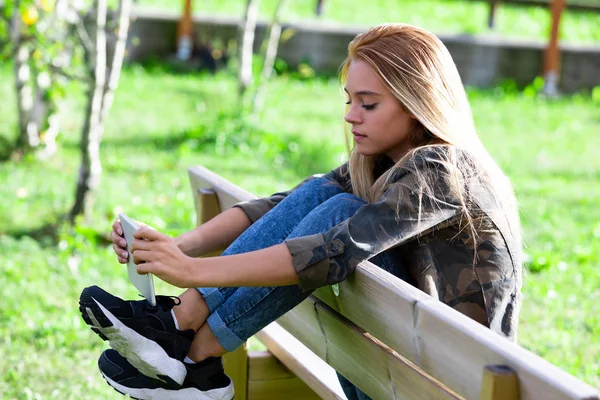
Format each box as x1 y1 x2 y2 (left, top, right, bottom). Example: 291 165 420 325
313 261 600 400
278 297 464 400
188 165 255 213
416 299 600 400
256 323 346 400
247 351 323 399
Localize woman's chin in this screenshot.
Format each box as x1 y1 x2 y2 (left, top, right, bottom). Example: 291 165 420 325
355 147 379 158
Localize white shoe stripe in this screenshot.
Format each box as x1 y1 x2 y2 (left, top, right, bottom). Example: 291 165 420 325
92 298 187 385
102 372 235 400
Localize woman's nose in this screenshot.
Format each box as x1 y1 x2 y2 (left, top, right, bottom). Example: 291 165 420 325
344 107 361 124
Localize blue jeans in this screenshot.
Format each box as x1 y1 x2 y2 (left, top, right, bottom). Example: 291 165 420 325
197 178 406 400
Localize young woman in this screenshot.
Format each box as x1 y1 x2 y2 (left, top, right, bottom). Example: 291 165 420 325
79 23 522 400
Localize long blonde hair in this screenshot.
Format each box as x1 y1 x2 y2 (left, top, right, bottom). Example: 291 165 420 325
340 24 520 250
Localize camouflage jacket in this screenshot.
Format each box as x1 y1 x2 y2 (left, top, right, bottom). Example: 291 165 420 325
234 147 522 340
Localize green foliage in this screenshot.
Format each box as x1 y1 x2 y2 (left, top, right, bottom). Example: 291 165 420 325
0 0 89 156
0 64 599 397
592 86 600 103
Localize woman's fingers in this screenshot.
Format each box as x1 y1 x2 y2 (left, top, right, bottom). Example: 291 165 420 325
113 244 128 262
130 238 152 253
136 261 153 275
132 249 152 265
110 230 127 248
112 219 123 236
133 226 162 241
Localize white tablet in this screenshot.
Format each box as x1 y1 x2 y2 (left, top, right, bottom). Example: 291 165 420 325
119 213 156 307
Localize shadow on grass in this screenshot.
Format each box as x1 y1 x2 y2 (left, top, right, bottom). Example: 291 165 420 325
3 218 112 249
62 124 337 178
62 128 216 152
0 135 16 162
3 222 62 248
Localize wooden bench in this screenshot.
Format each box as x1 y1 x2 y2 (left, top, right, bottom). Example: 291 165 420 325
188 165 600 400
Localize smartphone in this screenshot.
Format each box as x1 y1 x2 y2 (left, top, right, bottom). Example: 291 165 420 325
119 212 156 307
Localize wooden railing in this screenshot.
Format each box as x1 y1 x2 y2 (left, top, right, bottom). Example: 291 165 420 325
189 164 600 400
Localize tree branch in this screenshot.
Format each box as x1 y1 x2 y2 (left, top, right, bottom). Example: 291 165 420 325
99 0 132 126
75 17 95 59
238 0 260 97
251 0 286 118
49 64 88 83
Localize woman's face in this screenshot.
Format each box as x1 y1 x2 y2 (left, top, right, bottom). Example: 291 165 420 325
344 59 415 162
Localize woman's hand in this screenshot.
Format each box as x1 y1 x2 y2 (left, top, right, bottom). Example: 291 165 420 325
110 219 129 264
131 226 194 288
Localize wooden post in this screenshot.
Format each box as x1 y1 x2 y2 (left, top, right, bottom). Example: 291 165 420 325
177 0 193 60
196 188 221 226
224 344 250 400
480 365 519 400
488 0 500 29
543 0 565 96
315 0 325 16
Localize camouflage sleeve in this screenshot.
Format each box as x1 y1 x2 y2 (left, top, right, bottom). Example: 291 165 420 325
285 155 462 291
233 164 348 224
322 163 351 192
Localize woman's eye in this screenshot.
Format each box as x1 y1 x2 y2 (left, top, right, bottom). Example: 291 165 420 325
345 101 351 105
363 104 377 110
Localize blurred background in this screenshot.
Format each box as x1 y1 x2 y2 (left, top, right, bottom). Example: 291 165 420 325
0 0 599 398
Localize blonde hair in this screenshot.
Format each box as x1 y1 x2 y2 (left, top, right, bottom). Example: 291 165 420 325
340 24 520 251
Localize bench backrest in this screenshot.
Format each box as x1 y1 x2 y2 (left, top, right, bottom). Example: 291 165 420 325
189 165 600 400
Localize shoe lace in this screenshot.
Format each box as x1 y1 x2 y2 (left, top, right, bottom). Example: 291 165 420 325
138 294 182 311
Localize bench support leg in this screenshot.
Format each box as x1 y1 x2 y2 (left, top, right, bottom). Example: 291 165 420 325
224 343 249 400
480 364 519 400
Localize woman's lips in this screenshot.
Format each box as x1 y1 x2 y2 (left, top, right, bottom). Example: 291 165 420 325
352 131 366 141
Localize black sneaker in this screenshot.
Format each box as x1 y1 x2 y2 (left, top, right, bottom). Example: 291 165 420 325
79 285 195 387
99 349 234 400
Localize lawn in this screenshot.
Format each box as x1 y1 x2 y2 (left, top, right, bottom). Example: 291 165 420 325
0 62 599 399
137 0 600 44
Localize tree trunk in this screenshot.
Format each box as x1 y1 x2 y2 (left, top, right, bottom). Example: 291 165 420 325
12 1 37 156
251 0 286 118
70 0 107 223
14 45 35 152
99 0 132 127
238 0 259 97
11 0 63 159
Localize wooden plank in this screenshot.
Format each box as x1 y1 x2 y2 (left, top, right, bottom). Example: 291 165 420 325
480 365 519 400
415 300 600 400
248 351 296 381
314 261 600 400
256 321 346 400
277 297 463 400
313 263 431 364
188 166 255 213
223 344 249 400
249 376 322 400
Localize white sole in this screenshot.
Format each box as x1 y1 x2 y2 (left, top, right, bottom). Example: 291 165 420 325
102 372 235 400
86 298 187 386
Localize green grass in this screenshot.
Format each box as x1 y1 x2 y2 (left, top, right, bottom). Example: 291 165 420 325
136 0 600 44
0 62 599 398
